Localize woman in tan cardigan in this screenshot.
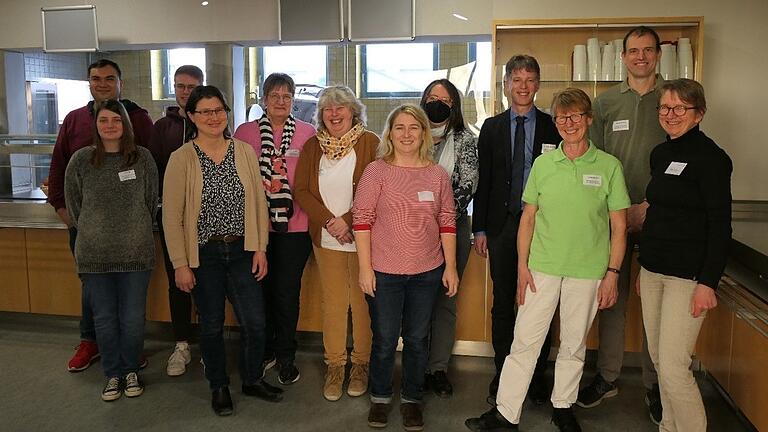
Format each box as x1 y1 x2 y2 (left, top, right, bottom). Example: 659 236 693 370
294 85 379 402
162 86 279 416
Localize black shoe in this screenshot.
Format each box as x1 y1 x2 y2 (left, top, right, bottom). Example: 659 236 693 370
431 370 453 398
400 403 424 431
646 384 662 425
278 362 300 385
211 386 233 416
465 407 518 431
552 407 582 432
528 376 548 405
242 379 284 402
488 373 500 397
368 403 391 428
262 355 276 372
575 374 617 408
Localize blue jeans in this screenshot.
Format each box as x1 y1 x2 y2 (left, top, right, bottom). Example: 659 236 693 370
69 227 96 341
83 271 151 378
192 238 266 390
367 265 443 404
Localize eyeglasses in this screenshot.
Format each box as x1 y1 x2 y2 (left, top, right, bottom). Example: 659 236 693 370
426 95 452 106
267 93 293 103
193 108 229 118
554 113 587 125
657 105 697 116
174 83 198 92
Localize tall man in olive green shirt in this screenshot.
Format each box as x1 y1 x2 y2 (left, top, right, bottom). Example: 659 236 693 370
577 26 666 425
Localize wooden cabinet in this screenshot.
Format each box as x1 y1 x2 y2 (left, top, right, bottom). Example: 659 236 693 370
26 228 81 316
0 228 30 312
491 17 704 115
696 277 768 432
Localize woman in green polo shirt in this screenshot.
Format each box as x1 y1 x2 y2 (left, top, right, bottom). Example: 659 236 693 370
465 88 630 432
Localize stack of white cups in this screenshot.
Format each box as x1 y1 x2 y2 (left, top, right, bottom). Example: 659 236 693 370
678 37 693 79
573 44 587 81
601 42 614 81
613 39 626 82
660 43 677 80
586 37 602 81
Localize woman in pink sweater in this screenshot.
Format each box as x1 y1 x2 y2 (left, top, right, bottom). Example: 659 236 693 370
353 105 458 431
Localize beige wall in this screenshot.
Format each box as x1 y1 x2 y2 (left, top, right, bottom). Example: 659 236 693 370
1 0 765 199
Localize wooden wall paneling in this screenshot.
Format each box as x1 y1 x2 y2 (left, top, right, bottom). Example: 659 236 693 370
729 311 768 432
695 300 733 390
297 252 322 332
145 235 172 322
456 252 490 342
0 228 30 312
25 228 81 316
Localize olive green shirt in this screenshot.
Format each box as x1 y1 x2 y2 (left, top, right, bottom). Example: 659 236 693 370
589 74 666 203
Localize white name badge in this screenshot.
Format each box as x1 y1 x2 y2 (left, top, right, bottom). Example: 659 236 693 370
118 170 137 181
285 149 300 158
418 191 435 202
612 120 630 132
583 174 602 187
664 162 688 176
541 143 557 153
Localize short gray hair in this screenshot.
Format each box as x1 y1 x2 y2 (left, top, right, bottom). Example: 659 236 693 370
661 79 707 115
504 54 541 81
314 85 367 132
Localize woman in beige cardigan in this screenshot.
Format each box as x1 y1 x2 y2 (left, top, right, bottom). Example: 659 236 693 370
294 85 379 402
162 85 279 416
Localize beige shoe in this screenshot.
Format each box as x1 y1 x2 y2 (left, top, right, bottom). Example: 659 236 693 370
347 363 369 397
323 365 345 401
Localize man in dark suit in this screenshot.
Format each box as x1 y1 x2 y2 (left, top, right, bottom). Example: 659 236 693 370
472 54 561 403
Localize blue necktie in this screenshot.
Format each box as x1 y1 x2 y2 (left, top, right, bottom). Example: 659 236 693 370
509 116 525 215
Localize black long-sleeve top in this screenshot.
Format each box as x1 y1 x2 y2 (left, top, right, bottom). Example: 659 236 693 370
638 125 732 290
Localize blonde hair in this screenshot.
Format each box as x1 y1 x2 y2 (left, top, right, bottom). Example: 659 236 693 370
378 104 434 163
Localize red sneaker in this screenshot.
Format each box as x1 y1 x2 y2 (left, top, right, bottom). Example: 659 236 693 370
68 340 100 372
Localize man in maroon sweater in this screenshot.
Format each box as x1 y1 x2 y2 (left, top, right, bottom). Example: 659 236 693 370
47 58 154 372
147 64 203 377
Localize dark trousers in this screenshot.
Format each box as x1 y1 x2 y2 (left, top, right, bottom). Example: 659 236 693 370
157 210 193 342
263 231 312 365
487 212 551 379
367 265 443 403
192 238 266 390
68 227 96 342
83 271 151 378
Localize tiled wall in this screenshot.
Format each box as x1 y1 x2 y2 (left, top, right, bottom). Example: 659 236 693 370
24 52 89 81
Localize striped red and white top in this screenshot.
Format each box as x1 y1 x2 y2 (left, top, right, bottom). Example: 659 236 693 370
352 159 456 275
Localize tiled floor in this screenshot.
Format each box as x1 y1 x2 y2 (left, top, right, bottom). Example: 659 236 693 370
0 312 752 431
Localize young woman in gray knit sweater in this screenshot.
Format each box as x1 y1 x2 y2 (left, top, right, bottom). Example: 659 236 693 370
64 99 158 402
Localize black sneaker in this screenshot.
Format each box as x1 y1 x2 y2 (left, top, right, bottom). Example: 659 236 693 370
262 355 276 372
528 375 548 405
431 370 453 398
575 374 617 408
552 407 582 432
465 407 518 431
278 362 300 385
646 384 662 425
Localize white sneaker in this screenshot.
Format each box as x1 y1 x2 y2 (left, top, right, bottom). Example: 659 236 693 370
166 342 191 377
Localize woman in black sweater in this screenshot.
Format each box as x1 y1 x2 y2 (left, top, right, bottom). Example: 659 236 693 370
638 78 732 431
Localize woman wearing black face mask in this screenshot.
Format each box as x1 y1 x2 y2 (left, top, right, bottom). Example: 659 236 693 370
419 79 478 398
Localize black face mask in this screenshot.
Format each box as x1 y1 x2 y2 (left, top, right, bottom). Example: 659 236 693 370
424 100 451 124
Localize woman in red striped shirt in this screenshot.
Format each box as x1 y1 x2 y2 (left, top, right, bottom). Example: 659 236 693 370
353 104 459 431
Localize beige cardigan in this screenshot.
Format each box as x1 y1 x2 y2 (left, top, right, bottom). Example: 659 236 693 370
162 138 269 269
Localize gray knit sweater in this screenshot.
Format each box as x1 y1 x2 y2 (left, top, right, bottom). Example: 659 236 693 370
65 146 158 273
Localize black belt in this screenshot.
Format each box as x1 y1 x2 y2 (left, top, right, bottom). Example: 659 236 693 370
208 235 243 243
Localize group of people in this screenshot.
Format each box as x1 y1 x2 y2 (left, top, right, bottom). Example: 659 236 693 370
48 23 731 432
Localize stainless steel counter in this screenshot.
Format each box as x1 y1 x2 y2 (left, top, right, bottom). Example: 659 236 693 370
0 199 66 229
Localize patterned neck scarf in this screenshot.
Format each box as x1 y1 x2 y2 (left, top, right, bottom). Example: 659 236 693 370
258 113 296 232
317 122 366 160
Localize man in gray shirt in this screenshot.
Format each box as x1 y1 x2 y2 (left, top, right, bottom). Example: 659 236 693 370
577 26 666 426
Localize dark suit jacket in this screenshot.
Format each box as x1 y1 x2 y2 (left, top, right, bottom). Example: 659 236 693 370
472 107 561 236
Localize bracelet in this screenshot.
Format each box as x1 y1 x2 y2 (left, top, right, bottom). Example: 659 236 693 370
606 267 620 275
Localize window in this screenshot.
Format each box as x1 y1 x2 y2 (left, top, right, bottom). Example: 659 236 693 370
262 45 327 87
469 41 492 94
361 43 439 97
163 48 206 98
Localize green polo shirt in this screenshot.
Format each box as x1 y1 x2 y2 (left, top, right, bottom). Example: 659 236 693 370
522 141 630 279
589 75 666 204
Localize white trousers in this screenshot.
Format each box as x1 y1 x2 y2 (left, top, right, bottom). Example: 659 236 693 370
640 267 707 432
497 271 600 424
